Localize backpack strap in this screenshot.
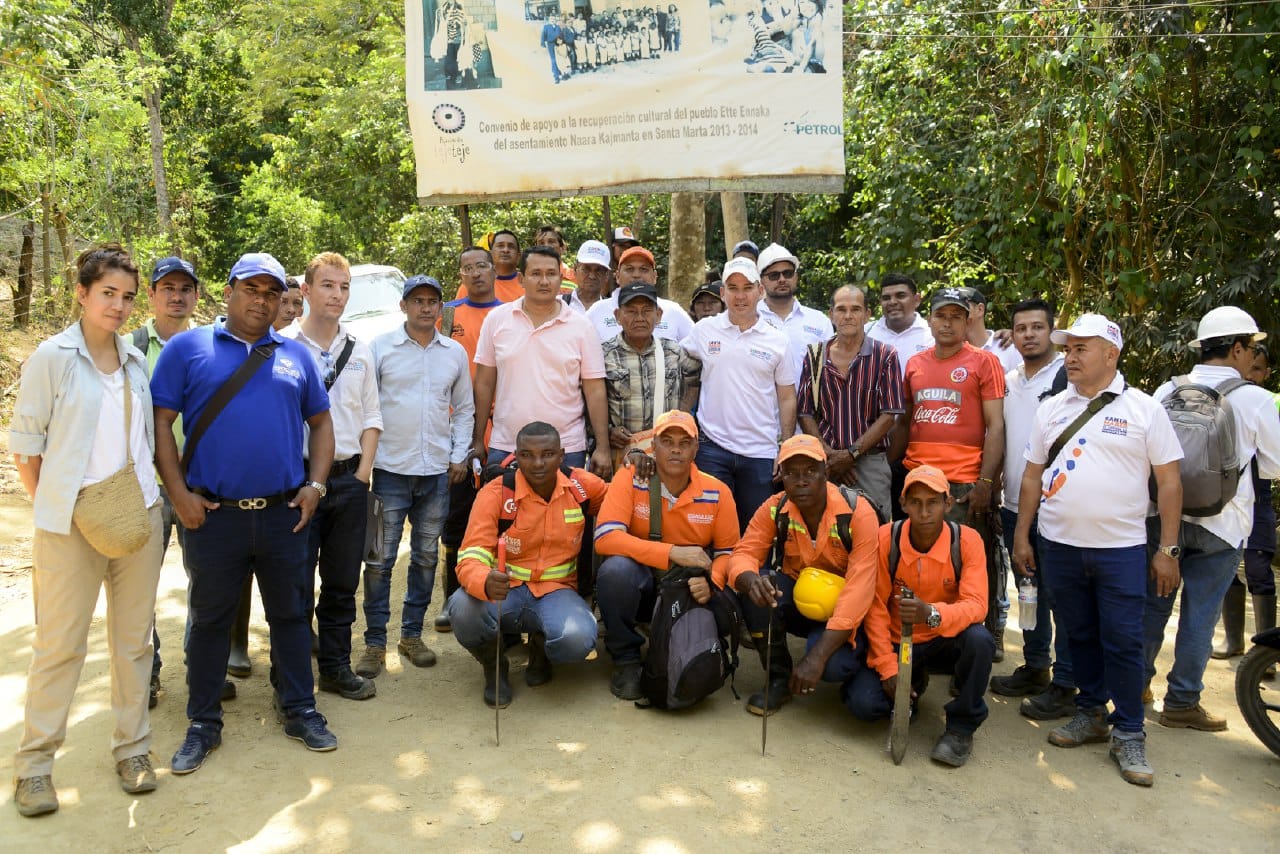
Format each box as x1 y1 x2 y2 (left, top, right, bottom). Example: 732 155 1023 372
946 520 962 580
1045 390 1120 468
648 475 663 541
772 499 790 573
835 513 853 554
324 336 356 392
887 519 905 586
497 468 518 536
181 341 281 477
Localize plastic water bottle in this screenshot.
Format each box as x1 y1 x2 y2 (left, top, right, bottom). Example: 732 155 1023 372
1018 577 1038 631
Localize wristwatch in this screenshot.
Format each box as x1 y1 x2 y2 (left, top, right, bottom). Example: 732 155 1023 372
305 480 328 498
1158 544 1182 559
926 605 942 629
850 446 863 463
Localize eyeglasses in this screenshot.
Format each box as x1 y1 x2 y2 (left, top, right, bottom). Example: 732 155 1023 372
763 269 796 282
460 261 493 274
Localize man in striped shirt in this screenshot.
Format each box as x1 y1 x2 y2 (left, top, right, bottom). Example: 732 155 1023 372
798 285 903 522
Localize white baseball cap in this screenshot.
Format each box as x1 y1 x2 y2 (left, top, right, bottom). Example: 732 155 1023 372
722 257 761 285
756 242 800 275
1050 313 1124 351
576 240 611 268
1189 306 1266 348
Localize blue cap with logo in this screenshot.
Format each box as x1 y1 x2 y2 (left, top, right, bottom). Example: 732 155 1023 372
151 256 199 286
227 252 287 291
403 274 443 298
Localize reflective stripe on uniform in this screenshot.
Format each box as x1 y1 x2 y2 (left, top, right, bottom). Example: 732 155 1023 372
564 508 585 524
506 559 577 582
459 546 495 568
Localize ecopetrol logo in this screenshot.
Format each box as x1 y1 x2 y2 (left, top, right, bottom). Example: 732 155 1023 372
782 117 841 136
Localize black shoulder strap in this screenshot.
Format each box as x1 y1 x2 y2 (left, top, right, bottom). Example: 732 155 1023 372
835 513 852 553
1046 391 1120 467
648 474 663 541
947 521 962 579
324 336 356 392
497 468 518 535
181 342 282 476
772 500 789 572
130 326 150 354
888 519 905 585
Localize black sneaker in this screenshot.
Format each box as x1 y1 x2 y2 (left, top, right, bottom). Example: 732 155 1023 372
283 708 338 752
1021 683 1078 720
990 665 1051 697
319 667 377 700
610 662 644 700
930 730 974 767
171 724 221 775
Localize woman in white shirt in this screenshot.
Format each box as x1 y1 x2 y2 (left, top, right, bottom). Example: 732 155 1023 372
9 244 165 816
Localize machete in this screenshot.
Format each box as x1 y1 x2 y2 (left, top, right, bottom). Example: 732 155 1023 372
889 588 915 765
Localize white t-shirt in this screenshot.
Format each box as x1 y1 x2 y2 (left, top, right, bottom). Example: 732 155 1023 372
1002 354 1065 513
83 367 161 507
1025 372 1182 548
866 314 934 377
1151 364 1280 548
982 331 1024 374
587 294 695 343
682 313 798 459
758 299 834 375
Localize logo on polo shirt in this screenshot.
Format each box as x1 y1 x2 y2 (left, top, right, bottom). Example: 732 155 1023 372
504 535 523 554
687 513 714 525
450 322 466 339
502 497 517 515
748 348 773 363
803 325 824 337
915 388 961 405
950 367 969 383
1102 416 1129 436
708 341 721 355
274 357 301 380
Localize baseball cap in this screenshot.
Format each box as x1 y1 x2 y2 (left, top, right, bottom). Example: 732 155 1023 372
151 256 199 286
618 246 655 268
777 434 827 466
902 465 949 498
722 257 761 285
654 409 697 439
691 281 724 305
228 252 287 291
756 243 800 275
612 226 639 244
1189 306 1266 348
1050 313 1124 351
402 274 443 298
576 240 611 268
958 286 987 306
617 282 658 306
731 240 760 259
930 287 971 313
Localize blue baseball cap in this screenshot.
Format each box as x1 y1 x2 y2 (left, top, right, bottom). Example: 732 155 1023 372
227 252 287 291
403 274 443 298
151 256 199 286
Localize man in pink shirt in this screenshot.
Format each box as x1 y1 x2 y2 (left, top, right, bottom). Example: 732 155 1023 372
472 246 612 477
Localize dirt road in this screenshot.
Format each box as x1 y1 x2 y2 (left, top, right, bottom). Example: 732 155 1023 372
0 493 1276 853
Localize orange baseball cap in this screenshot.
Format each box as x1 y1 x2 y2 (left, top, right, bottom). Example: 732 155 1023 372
901 465 950 498
618 246 655 268
777 434 827 466
654 409 697 439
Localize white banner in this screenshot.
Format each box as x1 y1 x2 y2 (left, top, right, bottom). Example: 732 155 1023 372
407 0 845 203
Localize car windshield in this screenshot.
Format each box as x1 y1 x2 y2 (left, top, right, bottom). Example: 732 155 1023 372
343 270 405 319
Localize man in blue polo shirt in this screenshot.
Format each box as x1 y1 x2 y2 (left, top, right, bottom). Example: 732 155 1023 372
152 251 338 775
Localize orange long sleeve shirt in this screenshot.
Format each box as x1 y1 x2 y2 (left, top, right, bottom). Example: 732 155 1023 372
592 464 739 582
864 520 989 680
724 484 880 638
457 467 607 601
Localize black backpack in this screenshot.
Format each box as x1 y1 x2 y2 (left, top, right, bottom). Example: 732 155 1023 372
887 519 963 585
639 565 742 710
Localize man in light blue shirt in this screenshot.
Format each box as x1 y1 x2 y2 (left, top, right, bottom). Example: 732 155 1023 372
357 275 475 678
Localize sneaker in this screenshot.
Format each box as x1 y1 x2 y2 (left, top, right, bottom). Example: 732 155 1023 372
434 610 452 633
1048 707 1111 747
1110 732 1154 786
171 724 221 775
355 645 386 679
1158 703 1228 732
930 730 974 767
398 637 438 668
746 677 792 717
14 775 58 817
116 754 157 794
1020 684 1077 720
149 675 161 710
319 666 377 700
283 708 338 752
990 665 1051 697
610 662 644 700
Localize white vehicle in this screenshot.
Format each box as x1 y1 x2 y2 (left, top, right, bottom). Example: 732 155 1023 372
295 263 407 342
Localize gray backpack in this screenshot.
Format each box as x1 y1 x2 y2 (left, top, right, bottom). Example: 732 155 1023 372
1158 375 1250 517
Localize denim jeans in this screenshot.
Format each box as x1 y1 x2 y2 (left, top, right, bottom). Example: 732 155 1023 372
1001 507 1074 686
305 469 368 674
842 624 995 735
695 436 777 533
184 502 314 728
1143 519 1242 710
596 556 659 664
1039 539 1147 733
363 470 449 648
448 584 597 663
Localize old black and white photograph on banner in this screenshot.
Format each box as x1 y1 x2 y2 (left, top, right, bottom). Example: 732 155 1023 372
711 0 835 73
525 2 685 84
425 0 503 90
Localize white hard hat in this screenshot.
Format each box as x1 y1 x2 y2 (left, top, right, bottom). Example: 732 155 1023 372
1189 306 1266 348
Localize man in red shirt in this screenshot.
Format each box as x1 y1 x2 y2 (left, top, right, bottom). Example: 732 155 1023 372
902 287 1005 642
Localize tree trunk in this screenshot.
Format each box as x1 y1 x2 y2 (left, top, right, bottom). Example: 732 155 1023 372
41 188 53 296
457 204 472 248
53 204 76 298
128 33 173 246
770 193 787 244
667 192 706 307
15 220 35 328
602 196 612 243
631 193 650 240
720 191 749 261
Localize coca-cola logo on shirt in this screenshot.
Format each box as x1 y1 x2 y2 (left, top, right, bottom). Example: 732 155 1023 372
915 387 961 405
914 406 961 425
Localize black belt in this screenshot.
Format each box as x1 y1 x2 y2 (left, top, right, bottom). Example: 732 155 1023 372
192 487 297 510
328 455 361 478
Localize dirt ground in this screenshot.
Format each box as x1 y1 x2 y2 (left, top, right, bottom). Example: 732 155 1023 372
0 487 1278 853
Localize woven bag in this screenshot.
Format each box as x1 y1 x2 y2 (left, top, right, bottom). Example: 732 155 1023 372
72 372 151 558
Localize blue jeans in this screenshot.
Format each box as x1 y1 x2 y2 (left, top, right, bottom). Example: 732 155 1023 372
363 470 449 647
734 570 869 681
449 584 597 663
1143 519 1242 710
1001 507 1074 686
305 469 368 674
695 436 776 533
184 502 315 729
1039 539 1147 733
596 555 658 664
487 448 587 470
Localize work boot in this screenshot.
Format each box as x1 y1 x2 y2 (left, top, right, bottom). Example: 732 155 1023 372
610 662 644 700
1110 731 1154 787
930 730 974 767
471 641 511 708
434 609 452 633
355 645 385 679
227 577 253 678
524 632 553 687
746 623 792 716
398 636 438 668
1020 683 1077 720
1211 583 1246 659
14 775 58 817
319 666 377 700
991 665 1051 697
992 627 1005 663
1048 707 1111 747
1158 703 1227 732
436 548 458 632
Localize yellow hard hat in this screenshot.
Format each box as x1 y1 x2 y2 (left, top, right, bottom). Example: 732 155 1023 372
793 567 846 621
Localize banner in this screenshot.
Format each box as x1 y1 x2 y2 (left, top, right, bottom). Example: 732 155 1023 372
407 0 845 204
